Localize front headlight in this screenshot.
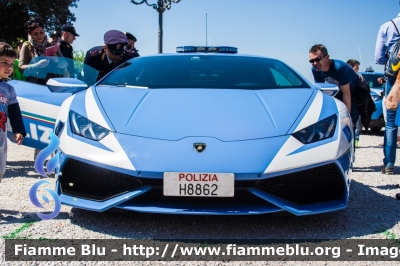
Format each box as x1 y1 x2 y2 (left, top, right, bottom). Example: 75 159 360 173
371 94 382 101
69 111 110 141
292 114 337 144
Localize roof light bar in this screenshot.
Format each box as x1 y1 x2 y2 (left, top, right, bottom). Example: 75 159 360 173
176 46 238 54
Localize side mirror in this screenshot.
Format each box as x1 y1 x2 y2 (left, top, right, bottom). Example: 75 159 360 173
315 83 339 97
46 78 88 94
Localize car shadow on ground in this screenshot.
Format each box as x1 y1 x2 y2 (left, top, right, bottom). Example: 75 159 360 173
353 165 400 174
352 165 381 172
3 161 53 179
360 129 384 136
0 210 72 226
0 210 41 225
373 184 399 190
66 180 400 240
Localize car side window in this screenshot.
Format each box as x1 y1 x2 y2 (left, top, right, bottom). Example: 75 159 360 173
368 81 373 88
361 73 385 88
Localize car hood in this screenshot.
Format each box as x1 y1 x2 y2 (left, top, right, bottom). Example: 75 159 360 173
94 87 314 141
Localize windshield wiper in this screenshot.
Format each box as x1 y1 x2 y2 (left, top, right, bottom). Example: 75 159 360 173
97 83 126 87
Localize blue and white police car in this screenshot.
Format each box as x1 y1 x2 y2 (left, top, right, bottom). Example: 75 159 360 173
8 46 353 216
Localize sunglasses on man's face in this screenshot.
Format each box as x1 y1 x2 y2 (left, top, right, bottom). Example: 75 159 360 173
109 49 124 55
309 55 325 64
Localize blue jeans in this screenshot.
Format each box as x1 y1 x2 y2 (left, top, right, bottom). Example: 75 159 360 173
354 116 361 141
350 98 359 144
383 78 398 169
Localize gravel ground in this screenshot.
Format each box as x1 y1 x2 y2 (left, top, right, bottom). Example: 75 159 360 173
1 130 400 265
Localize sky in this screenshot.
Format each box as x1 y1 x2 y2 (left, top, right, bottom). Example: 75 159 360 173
68 0 400 83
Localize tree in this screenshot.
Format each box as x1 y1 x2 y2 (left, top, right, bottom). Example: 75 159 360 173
73 49 85 72
73 50 85 63
0 0 79 47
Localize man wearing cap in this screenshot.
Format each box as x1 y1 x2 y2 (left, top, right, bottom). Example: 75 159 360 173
84 30 135 82
59 24 78 60
59 24 79 77
124 32 140 57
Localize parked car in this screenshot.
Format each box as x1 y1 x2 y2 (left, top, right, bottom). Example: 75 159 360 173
8 47 353 216
359 68 385 131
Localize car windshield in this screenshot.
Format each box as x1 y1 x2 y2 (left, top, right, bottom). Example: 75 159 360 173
23 56 99 86
98 55 310 89
361 73 385 89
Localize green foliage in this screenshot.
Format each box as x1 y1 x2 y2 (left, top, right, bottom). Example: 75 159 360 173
73 49 85 63
383 230 397 240
73 49 85 71
0 0 79 47
383 230 400 246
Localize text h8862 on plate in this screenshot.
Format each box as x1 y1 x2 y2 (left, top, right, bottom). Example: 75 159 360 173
163 172 234 197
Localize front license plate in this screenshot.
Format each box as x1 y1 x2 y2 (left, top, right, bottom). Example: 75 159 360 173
163 172 234 197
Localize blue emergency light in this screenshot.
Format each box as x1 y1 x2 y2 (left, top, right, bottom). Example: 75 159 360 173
176 46 238 54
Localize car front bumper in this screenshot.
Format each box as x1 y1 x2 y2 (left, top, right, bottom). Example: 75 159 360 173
56 149 351 216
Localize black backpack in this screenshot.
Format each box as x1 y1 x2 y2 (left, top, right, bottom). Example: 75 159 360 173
354 74 376 129
334 74 376 129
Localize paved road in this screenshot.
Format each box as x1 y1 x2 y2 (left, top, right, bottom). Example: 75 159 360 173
1 130 400 265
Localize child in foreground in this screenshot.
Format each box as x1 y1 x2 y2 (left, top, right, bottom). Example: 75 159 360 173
0 42 26 182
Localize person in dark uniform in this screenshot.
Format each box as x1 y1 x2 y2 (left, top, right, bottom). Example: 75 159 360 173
84 30 135 82
59 24 79 77
124 32 140 57
59 24 78 59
